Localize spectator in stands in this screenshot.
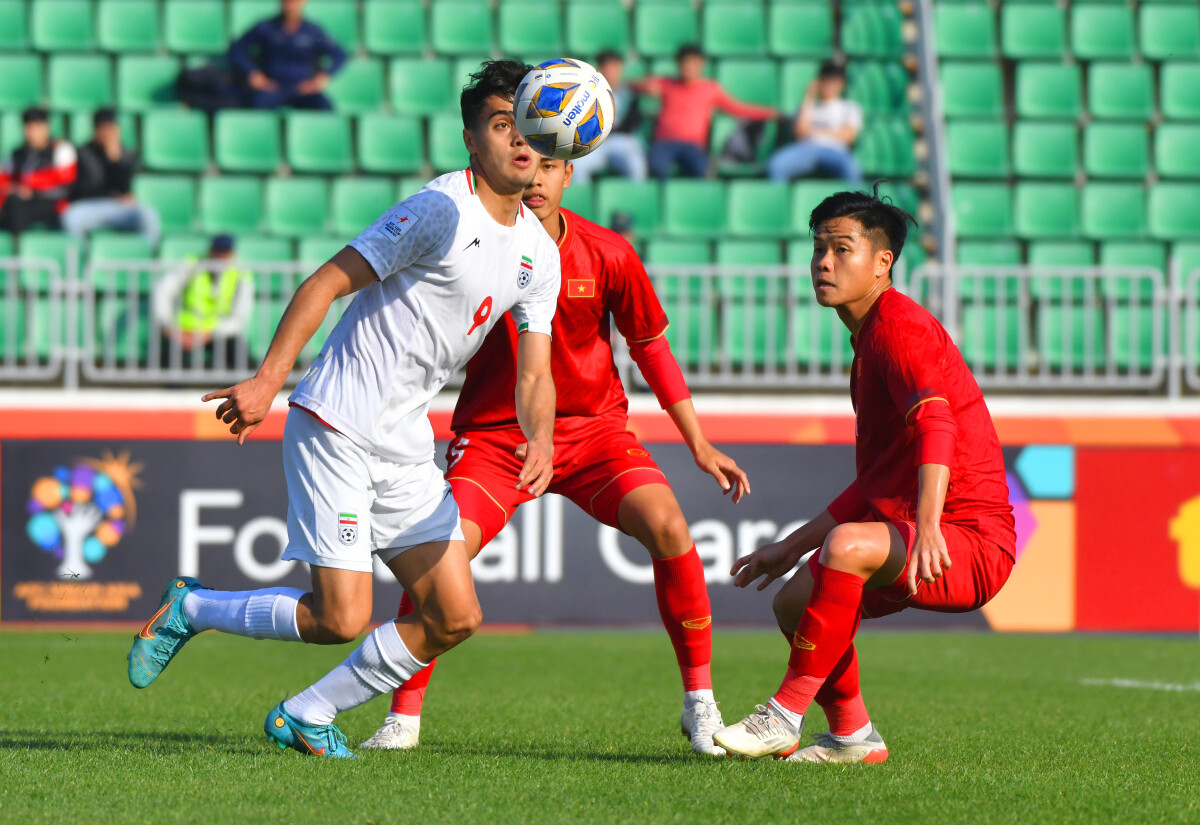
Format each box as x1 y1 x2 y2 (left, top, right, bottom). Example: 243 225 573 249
229 0 347 111
610 212 637 246
570 51 648 184
0 108 77 235
63 109 161 247
768 61 863 185
635 44 779 180
154 234 254 371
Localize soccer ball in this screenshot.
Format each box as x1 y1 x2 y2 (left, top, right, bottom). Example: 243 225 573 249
514 59 615 161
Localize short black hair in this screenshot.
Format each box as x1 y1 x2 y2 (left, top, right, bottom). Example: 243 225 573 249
675 43 704 63
596 50 623 68
460 58 534 130
93 107 117 128
818 60 846 81
809 181 919 268
22 106 48 124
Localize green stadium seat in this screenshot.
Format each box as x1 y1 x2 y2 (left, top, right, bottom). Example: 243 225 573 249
1155 124 1200 179
332 178 396 237
499 0 562 54
266 177 329 237
142 110 210 173
947 121 1009 179
1001 3 1066 58
565 0 628 55
200 176 264 235
717 59 779 108
390 58 456 115
429 112 469 173
780 60 820 111
663 180 727 237
1110 306 1160 372
558 183 595 224
1016 63 1082 119
133 175 197 234
727 181 791 239
1140 5 1200 61
286 113 353 174
430 0 493 55
0 0 29 51
722 276 788 367
1028 241 1094 267
47 55 113 110
935 4 996 58
793 298 853 368
117 56 180 111
1071 4 1135 60
876 181 920 217
941 62 1003 119
1174 243 1200 278
1149 183 1200 240
19 231 81 287
297 236 347 265
357 113 424 174
1088 63 1153 121
959 303 1025 371
327 58 384 114
214 111 281 174
364 0 427 55
164 0 228 54
1100 241 1166 272
645 239 711 265
159 234 211 261
0 55 42 111
1015 183 1079 239
1081 183 1146 240
228 0 274 35
958 240 1021 266
0 232 12 257
847 60 909 116
841 2 904 59
855 117 916 177
1037 304 1105 371
596 179 661 236
953 183 1013 238
1083 123 1148 180
635 0 698 58
792 180 848 232
306 0 359 52
703 1 766 57
716 240 781 266
1161 62 1200 120
89 233 154 292
97 0 160 52
31 0 93 50
770 1 832 57
397 176 427 202
236 235 294 263
1012 121 1077 179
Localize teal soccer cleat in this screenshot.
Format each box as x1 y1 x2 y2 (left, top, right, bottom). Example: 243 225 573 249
127 577 204 689
265 702 357 758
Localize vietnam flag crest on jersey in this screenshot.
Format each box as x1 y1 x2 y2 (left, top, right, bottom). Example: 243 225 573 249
567 278 595 298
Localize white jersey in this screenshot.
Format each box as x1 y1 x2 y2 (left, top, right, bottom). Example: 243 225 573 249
290 169 561 464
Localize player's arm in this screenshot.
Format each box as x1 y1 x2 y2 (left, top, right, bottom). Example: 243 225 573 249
663 397 750 503
513 331 555 497
731 509 838 590
909 462 951 595
202 247 378 443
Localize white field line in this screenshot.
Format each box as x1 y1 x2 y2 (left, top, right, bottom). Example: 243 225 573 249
1081 678 1200 693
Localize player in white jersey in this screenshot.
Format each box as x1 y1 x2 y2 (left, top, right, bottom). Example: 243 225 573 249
127 61 559 757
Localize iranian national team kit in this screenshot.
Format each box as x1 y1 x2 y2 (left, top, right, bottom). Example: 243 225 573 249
284 169 561 571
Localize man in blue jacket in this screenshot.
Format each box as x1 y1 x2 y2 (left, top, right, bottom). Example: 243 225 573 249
229 0 347 111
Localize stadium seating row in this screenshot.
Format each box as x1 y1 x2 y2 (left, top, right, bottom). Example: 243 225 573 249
0 0 906 59
958 238 1200 273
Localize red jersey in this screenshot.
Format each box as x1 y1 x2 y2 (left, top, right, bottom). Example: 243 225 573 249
451 209 669 440
827 288 1016 556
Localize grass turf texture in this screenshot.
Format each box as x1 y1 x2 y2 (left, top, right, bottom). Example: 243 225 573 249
1 630 1197 824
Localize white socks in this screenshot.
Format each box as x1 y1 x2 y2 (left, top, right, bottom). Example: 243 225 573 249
768 697 805 735
182 588 305 641
831 721 874 744
684 689 716 707
285 621 428 726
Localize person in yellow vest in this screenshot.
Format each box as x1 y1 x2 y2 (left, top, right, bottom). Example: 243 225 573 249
154 234 254 370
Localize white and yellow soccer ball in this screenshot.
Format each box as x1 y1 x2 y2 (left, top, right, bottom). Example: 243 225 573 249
514 58 615 161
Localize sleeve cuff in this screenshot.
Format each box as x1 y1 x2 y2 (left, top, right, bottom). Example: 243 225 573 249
916 430 956 467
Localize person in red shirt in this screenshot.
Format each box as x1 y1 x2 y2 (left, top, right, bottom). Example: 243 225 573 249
635 44 779 179
714 187 1016 763
359 155 752 756
0 108 77 234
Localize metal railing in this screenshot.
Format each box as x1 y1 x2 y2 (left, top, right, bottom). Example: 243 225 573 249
1183 267 1200 392
0 256 67 385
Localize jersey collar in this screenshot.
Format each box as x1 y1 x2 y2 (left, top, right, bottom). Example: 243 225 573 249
556 211 570 250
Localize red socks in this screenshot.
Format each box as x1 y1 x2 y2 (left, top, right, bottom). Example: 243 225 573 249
388 591 437 716
773 563 865 716
652 547 713 692
815 645 871 736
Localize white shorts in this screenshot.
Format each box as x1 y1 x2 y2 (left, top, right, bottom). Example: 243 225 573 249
281 406 465 573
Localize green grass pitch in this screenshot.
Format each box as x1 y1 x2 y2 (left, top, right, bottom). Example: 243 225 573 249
1 629 1197 824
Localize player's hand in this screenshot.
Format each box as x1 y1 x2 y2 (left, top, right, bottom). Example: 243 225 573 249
201 374 279 444
297 73 329 95
691 441 750 504
248 71 277 92
907 523 951 596
514 438 553 497
731 539 801 591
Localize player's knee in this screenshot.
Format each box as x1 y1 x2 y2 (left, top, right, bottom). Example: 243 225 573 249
425 600 482 648
642 507 692 558
820 523 882 573
313 611 370 644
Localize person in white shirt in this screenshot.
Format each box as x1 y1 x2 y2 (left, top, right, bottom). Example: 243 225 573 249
768 61 863 185
127 60 560 758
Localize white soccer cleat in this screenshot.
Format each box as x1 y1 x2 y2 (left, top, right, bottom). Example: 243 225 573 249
783 725 889 764
712 704 802 760
358 715 421 750
680 695 726 756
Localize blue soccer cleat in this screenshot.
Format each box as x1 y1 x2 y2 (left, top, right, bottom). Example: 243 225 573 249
127 576 204 689
265 702 357 758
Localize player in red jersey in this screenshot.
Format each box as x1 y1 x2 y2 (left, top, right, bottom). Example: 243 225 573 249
360 155 751 756
714 187 1016 763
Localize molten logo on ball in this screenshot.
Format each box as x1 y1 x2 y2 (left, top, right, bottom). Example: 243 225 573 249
514 58 615 161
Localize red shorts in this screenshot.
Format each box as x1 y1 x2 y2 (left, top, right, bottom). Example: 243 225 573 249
813 521 1014 619
444 426 669 546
